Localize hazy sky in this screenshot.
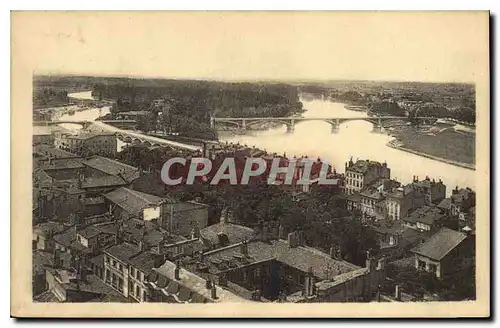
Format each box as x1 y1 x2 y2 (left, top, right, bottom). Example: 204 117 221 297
13 11 488 83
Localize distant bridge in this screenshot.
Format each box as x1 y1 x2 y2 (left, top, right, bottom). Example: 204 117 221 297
33 120 202 151
211 116 438 133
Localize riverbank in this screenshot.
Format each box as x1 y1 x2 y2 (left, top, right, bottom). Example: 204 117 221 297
385 123 475 170
386 139 475 170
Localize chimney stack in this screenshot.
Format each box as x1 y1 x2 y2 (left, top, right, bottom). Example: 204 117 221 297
219 273 228 287
395 285 402 301
287 232 298 248
174 261 180 280
211 284 218 299
240 240 249 257
298 228 305 247
252 289 261 301
278 225 285 240
304 267 315 297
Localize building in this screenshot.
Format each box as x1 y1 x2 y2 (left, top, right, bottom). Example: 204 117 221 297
44 267 127 302
410 227 471 279
183 229 386 303
344 158 390 195
33 222 67 252
369 220 426 261
82 156 141 183
33 144 78 170
33 125 69 145
103 187 166 222
55 131 117 158
402 205 444 233
409 176 446 206
146 260 252 303
385 184 415 221
75 223 117 255
103 243 142 297
160 201 209 237
450 187 476 218
200 210 256 250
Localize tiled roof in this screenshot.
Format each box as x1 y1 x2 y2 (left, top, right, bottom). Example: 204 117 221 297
150 261 250 303
129 251 157 275
200 223 256 247
33 144 77 159
33 221 66 237
78 226 103 239
403 206 444 225
346 160 384 174
203 239 360 280
411 227 467 261
104 187 164 216
40 158 85 170
104 242 141 263
81 175 128 189
437 198 452 210
53 227 77 248
83 156 140 182
33 290 61 303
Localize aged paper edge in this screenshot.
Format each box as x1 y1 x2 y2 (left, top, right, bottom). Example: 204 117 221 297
10 11 490 318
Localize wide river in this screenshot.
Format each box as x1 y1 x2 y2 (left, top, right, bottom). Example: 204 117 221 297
65 92 475 195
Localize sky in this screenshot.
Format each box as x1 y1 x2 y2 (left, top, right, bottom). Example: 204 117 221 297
13 11 489 83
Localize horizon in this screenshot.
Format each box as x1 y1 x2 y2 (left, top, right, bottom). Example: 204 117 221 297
33 73 476 86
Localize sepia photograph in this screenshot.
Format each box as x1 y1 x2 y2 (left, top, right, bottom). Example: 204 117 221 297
11 11 490 318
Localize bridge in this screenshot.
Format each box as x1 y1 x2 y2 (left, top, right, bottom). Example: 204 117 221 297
33 120 202 151
211 116 438 133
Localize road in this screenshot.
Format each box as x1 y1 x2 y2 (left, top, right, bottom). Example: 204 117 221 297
90 121 202 151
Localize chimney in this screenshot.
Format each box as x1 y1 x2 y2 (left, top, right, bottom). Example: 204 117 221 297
287 232 298 248
53 249 61 269
240 240 249 257
304 267 315 297
377 257 386 271
278 225 285 240
336 245 342 260
297 228 305 247
395 285 402 301
219 273 228 287
174 262 180 280
252 289 261 301
365 250 372 272
211 284 218 299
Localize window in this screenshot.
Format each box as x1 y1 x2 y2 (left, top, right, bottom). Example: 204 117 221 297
118 277 123 291
129 281 134 295
417 260 426 270
243 271 248 282
143 290 147 302
136 285 140 298
428 264 437 274
131 267 135 276
254 268 261 279
136 270 140 280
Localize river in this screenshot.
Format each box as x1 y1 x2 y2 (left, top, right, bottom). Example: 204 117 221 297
65 92 474 195
218 97 475 195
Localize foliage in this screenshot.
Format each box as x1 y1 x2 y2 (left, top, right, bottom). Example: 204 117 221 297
92 79 303 139
33 88 69 108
